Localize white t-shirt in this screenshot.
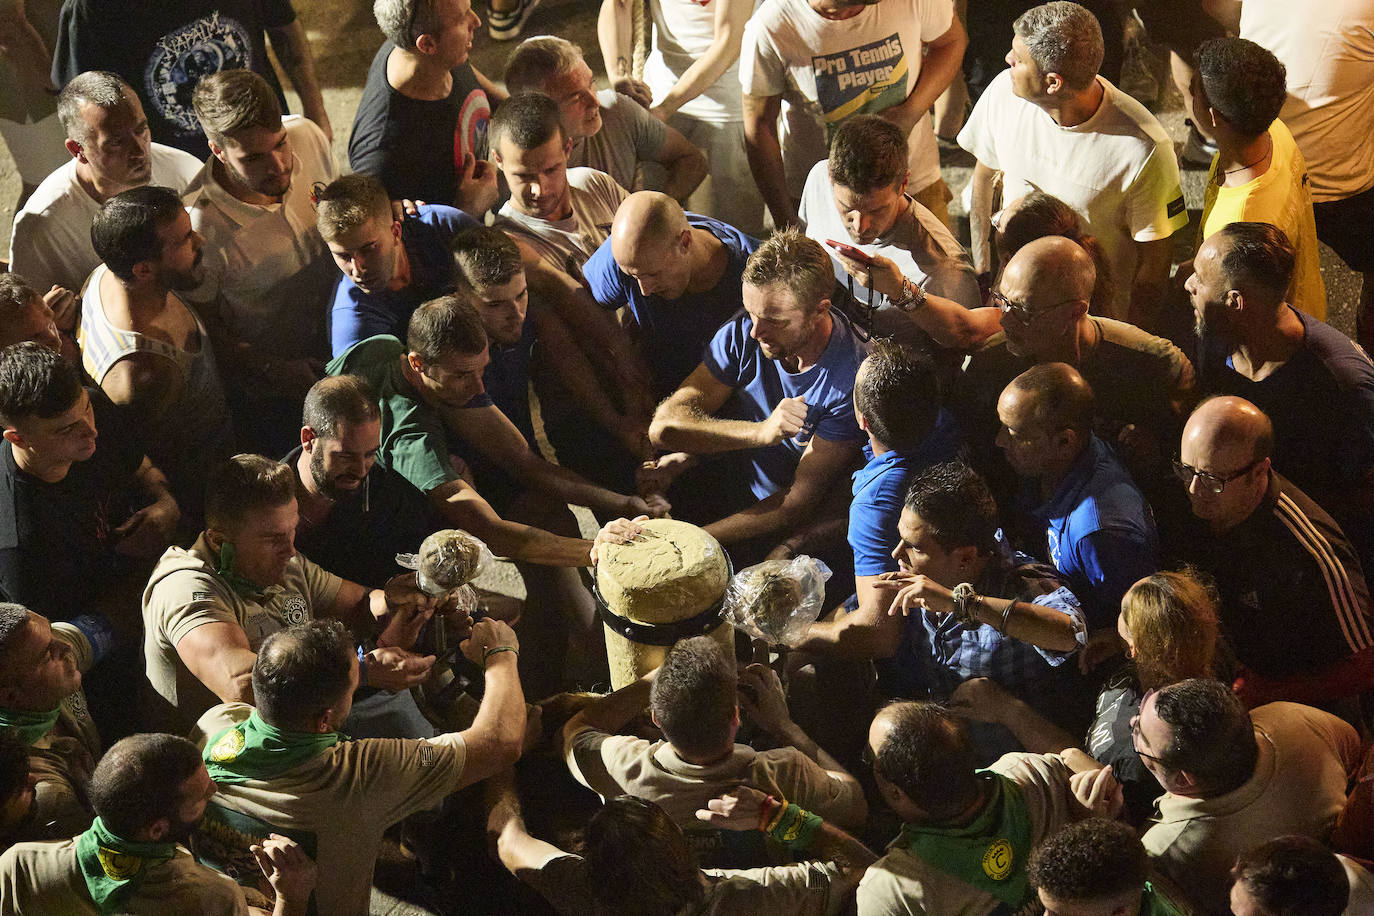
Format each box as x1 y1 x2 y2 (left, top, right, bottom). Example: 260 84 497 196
495 167 629 276
958 69 1188 320
646 0 757 124
799 159 981 309
741 0 953 197
1240 0 1374 200
8 143 202 293
182 115 338 359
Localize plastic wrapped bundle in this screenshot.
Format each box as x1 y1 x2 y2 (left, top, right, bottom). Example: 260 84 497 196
723 556 832 647
396 529 492 595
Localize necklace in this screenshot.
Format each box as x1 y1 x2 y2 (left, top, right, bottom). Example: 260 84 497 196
1222 135 1273 175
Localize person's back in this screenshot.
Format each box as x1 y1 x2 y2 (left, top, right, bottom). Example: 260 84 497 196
561 636 866 868
194 619 524 916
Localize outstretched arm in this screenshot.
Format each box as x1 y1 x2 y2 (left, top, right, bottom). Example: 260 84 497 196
650 0 752 121
703 435 859 546
267 20 332 141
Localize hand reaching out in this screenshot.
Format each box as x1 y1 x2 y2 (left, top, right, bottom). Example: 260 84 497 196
695 785 770 831
590 515 648 564
761 396 809 445
1069 766 1123 819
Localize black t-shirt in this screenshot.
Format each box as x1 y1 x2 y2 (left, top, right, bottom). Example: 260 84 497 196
0 392 147 620
284 446 445 589
52 0 295 156
348 40 490 206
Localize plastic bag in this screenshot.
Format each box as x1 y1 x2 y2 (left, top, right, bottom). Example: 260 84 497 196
722 556 832 647
395 529 494 595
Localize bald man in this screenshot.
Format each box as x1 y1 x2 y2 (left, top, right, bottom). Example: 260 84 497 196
1166 395 1374 698
996 363 1157 653
1190 221 1374 576
955 236 1194 506
583 192 760 399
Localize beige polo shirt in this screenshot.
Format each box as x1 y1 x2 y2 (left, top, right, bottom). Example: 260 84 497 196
141 534 343 734
0 838 247 916
192 703 468 916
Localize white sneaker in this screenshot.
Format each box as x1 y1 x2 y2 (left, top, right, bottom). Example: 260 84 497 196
487 0 542 41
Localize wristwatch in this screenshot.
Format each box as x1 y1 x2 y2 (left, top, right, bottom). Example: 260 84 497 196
892 278 928 313
951 582 982 626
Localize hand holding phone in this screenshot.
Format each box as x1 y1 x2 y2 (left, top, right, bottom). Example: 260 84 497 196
825 238 875 265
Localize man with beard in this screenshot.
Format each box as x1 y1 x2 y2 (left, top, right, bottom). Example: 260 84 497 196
649 229 869 549
0 732 316 915
289 376 444 591
82 185 232 526
1188 221 1374 577
183 68 338 455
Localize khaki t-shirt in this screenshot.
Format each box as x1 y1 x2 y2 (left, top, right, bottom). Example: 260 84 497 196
192 703 467 916
141 534 343 734
25 623 101 842
566 728 866 867
856 752 1076 916
523 850 846 915
1142 702 1360 913
0 838 247 916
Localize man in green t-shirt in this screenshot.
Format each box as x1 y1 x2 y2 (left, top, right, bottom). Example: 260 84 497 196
328 294 666 692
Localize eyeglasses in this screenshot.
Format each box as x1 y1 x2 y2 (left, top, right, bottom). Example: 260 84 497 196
1171 457 1263 495
991 291 1079 325
1130 688 1165 765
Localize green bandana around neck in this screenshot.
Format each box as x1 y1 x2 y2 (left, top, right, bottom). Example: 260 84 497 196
203 711 339 785
75 816 176 914
0 705 60 745
215 541 267 598
899 772 1034 908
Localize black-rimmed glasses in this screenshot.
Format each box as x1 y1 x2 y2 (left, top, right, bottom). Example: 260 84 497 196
1171 457 1263 495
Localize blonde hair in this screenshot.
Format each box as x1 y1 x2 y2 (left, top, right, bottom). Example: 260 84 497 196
1120 570 1218 689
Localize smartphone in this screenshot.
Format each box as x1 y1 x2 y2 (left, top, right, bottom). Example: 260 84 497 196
825 238 875 265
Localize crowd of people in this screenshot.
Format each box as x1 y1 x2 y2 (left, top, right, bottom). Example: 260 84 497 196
0 0 1373 913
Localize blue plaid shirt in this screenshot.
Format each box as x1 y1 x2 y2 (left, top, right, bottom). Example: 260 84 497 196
881 548 1086 698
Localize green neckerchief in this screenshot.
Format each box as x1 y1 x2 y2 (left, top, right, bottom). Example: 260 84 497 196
203 711 339 785
215 542 268 598
74 816 176 914
899 772 1033 908
0 705 59 745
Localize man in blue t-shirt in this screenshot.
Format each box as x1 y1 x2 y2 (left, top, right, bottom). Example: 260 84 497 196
1190 222 1374 575
797 338 958 659
997 364 1157 669
649 230 869 550
315 174 478 357
584 192 760 400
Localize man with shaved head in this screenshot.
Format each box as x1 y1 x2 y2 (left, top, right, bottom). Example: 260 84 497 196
1165 396 1373 700
996 363 1156 659
1189 221 1374 575
583 191 759 400
955 235 1194 505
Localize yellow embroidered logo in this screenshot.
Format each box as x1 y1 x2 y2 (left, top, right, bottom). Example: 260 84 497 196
982 838 1014 880
209 729 245 763
97 846 143 881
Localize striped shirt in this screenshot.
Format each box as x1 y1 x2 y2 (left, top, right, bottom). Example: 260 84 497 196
1167 470 1373 677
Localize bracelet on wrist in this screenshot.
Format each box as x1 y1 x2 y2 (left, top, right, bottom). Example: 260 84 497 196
482 645 519 666
998 601 1014 635
763 795 789 833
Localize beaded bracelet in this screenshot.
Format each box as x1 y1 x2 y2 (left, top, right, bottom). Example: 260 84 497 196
483 645 520 666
